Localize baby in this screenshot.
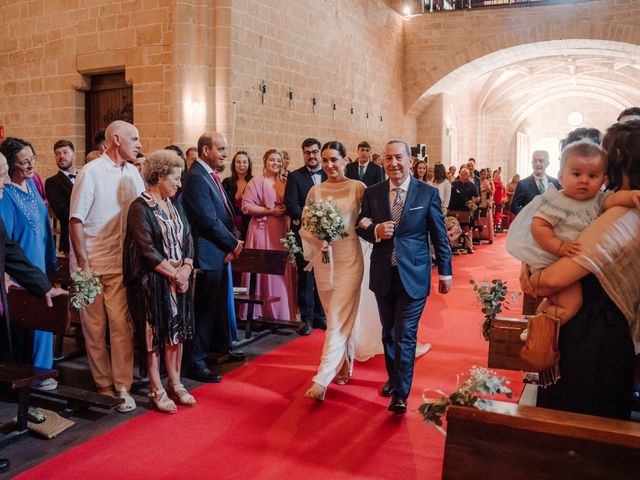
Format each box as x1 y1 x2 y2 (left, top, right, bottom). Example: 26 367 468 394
507 139 640 326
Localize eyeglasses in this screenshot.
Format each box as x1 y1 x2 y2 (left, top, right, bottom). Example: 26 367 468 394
303 150 320 157
16 155 37 167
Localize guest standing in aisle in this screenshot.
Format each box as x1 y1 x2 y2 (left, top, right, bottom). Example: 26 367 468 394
182 131 243 382
284 138 327 335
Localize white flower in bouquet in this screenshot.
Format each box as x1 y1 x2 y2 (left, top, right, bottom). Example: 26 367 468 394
70 269 103 310
280 230 301 263
302 197 348 263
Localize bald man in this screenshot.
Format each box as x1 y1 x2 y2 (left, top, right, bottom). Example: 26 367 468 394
182 131 242 383
69 120 145 412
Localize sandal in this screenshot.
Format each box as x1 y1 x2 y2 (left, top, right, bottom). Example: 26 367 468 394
304 383 326 402
116 392 137 413
148 389 176 414
168 383 196 407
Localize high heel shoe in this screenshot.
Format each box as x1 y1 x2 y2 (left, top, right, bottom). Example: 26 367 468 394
334 359 351 385
304 383 326 402
167 382 197 407
148 389 177 414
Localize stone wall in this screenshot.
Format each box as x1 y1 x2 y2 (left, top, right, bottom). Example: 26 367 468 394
227 0 406 167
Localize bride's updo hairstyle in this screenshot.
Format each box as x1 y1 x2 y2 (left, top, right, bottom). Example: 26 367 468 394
602 120 640 191
321 141 347 158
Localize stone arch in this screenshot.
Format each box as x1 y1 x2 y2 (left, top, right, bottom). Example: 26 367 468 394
407 38 640 118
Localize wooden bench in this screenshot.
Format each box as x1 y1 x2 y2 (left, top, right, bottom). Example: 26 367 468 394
231 248 300 346
4 287 122 420
0 363 58 447
443 400 640 479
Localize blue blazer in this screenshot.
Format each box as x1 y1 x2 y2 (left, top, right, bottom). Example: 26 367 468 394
357 177 452 300
510 175 560 215
182 161 238 271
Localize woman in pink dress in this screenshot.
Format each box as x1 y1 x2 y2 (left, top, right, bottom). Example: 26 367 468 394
241 149 296 321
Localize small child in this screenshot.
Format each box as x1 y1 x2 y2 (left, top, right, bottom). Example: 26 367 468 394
507 139 640 326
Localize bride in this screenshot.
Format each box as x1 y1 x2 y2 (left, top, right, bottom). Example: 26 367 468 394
300 141 366 401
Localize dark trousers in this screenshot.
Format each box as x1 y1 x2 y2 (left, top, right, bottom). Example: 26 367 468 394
192 269 230 369
294 252 325 324
375 268 426 400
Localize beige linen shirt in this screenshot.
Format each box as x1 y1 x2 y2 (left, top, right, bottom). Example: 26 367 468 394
69 154 145 274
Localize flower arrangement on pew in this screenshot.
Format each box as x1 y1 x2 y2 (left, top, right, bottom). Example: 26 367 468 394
470 278 521 341
69 269 102 310
280 230 301 263
302 197 348 263
419 366 512 435
466 196 480 214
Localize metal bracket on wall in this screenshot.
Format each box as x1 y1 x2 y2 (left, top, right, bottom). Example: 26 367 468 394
260 81 266 104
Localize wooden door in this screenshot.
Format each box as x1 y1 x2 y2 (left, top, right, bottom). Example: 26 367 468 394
84 72 133 161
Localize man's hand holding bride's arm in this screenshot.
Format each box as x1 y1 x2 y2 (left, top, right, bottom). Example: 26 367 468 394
374 221 395 240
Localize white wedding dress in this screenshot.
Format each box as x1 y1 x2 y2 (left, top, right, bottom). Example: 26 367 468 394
300 179 366 387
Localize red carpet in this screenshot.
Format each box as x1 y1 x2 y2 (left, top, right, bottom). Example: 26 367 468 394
17 236 524 480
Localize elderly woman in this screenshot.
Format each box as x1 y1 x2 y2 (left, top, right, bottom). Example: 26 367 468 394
124 150 195 414
521 120 640 420
0 137 57 390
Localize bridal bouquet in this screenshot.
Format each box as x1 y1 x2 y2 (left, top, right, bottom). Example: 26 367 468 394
302 197 348 263
280 230 301 263
70 269 102 310
419 366 512 435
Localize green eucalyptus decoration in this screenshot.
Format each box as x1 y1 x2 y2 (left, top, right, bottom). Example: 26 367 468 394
419 366 512 435
470 278 520 341
70 269 103 310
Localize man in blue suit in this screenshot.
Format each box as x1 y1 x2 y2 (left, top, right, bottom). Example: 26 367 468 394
182 131 243 382
510 150 560 215
357 140 452 414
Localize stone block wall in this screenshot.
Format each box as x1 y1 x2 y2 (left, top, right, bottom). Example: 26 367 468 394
228 0 406 168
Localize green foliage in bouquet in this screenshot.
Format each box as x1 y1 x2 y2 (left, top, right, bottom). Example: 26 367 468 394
418 366 512 435
302 198 348 263
470 278 520 341
280 230 301 263
70 269 102 310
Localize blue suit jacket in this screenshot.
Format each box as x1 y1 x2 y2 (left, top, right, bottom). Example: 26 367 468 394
357 177 452 300
182 161 238 271
510 174 561 215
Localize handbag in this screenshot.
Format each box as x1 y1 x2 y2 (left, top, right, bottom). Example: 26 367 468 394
520 287 562 387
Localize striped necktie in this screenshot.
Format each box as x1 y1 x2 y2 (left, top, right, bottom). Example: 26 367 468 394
390 187 403 266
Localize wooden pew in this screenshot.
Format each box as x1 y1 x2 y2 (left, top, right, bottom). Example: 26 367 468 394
4 287 122 420
443 401 640 479
230 248 300 346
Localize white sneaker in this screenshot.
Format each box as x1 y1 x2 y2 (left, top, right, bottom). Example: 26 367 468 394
32 378 58 391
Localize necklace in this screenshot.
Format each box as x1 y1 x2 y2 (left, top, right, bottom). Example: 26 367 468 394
8 182 43 236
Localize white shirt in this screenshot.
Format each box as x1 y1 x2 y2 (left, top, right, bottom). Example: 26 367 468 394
307 167 322 185
69 154 145 274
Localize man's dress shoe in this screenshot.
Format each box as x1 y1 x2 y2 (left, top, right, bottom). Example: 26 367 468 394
297 322 312 336
188 367 222 383
0 459 9 473
313 317 327 330
388 396 407 414
381 380 395 398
